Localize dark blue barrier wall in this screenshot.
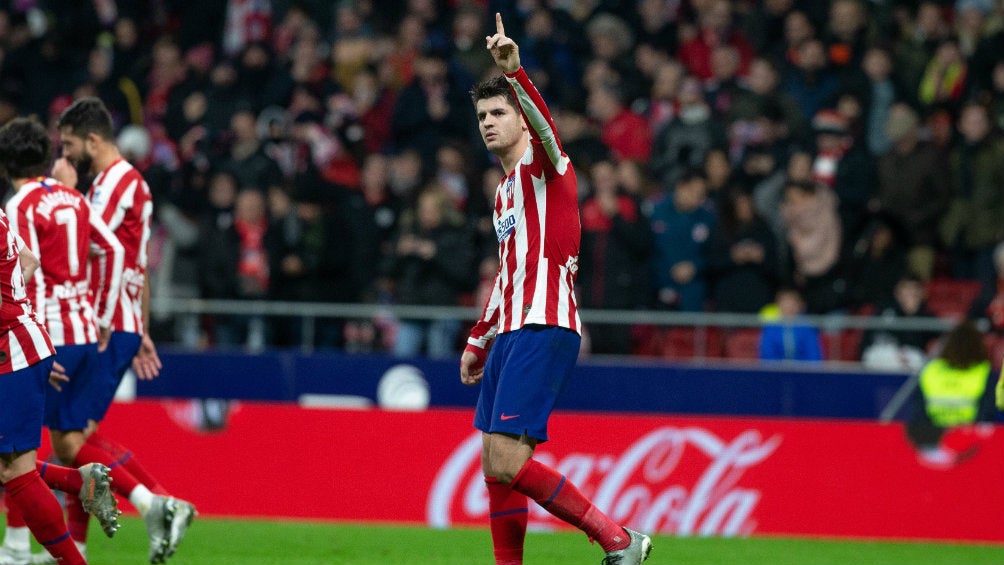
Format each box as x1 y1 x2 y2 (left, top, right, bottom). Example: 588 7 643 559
138 348 917 419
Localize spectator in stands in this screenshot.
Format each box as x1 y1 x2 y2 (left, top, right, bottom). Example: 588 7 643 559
391 47 474 172
893 2 951 105
780 179 846 314
631 0 679 58
875 103 949 281
906 321 996 466
781 38 840 124
448 4 493 83
344 153 404 303
759 286 824 362
918 36 969 113
587 80 652 162
703 147 733 198
748 144 800 268
650 170 717 312
192 171 267 348
578 159 653 354
617 158 660 208
650 75 724 189
384 188 474 359
774 9 816 72
810 108 875 244
264 182 354 350
348 65 398 156
728 57 807 145
678 0 753 81
860 274 939 372
822 0 874 72
967 241 1004 334
859 46 903 156
706 186 779 313
518 7 583 110
432 141 479 210
219 105 284 192
940 101 1004 281
585 13 642 100
387 148 427 204
742 0 794 56
197 171 240 344
704 45 744 118
845 212 910 310
639 60 685 134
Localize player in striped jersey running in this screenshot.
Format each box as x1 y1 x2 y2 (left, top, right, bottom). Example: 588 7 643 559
0 116 128 565
0 126 93 565
55 98 195 564
459 14 652 565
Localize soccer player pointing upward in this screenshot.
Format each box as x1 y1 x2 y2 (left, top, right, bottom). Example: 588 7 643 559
460 13 653 565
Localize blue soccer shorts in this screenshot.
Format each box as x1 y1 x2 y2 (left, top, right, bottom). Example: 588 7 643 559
473 324 581 442
0 357 56 454
90 331 142 422
44 343 101 431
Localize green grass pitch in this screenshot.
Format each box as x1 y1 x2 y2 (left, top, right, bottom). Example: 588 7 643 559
14 517 1004 565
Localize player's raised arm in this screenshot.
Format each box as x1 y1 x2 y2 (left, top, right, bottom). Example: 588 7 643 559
486 12 520 74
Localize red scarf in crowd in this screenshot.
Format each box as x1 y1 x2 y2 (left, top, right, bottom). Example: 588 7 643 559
235 217 269 293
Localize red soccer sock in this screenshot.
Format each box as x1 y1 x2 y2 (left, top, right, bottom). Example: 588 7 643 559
5 489 27 528
74 442 140 497
510 459 629 552
87 432 168 495
485 476 528 565
3 471 86 565
36 461 83 494
65 493 91 543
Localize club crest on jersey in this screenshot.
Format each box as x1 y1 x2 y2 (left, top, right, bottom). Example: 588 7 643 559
495 209 517 242
504 174 515 200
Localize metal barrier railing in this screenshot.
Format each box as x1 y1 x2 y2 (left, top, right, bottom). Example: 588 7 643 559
152 297 961 356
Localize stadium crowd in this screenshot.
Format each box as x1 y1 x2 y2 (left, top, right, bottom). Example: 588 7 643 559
1 0 1003 358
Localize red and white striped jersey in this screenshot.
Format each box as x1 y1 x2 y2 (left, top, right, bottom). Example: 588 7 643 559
467 68 582 349
7 178 124 346
0 210 54 372
88 158 152 335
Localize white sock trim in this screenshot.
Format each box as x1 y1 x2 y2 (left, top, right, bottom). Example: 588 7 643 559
2 526 30 551
129 484 155 516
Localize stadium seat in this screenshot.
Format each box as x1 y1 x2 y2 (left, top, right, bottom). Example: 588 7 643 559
925 278 982 319
722 328 762 360
659 326 697 359
823 329 863 361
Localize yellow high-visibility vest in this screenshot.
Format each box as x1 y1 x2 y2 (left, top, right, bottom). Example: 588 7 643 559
919 359 990 427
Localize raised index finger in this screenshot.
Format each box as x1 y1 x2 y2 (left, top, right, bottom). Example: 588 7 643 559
495 12 506 37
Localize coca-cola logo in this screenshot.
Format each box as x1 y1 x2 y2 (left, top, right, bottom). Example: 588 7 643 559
427 426 782 536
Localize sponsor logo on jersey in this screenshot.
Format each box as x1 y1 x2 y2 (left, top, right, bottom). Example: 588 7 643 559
495 209 517 242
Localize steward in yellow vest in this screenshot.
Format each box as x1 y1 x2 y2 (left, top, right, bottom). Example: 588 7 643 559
907 321 996 450
919 358 990 427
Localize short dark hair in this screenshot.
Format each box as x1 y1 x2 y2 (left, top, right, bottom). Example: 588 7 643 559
940 320 988 369
470 75 517 110
0 117 52 179
56 96 114 141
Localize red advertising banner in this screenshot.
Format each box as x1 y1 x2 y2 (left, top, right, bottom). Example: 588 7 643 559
88 400 1004 542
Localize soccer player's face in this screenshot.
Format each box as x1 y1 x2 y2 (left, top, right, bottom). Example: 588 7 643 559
59 128 94 175
476 96 526 155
